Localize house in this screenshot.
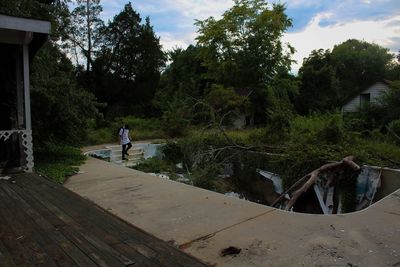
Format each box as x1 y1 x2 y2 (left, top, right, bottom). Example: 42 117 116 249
342 81 389 113
0 15 51 173
232 87 254 129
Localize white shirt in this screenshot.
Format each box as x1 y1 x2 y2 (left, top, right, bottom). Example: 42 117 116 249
119 128 131 145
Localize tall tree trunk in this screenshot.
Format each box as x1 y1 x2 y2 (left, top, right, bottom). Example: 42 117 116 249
86 0 91 72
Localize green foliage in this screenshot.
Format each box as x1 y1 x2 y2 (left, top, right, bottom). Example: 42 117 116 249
265 73 298 137
67 0 104 71
93 3 165 117
156 46 207 109
344 103 386 132
193 0 295 125
162 141 184 164
86 116 165 145
297 40 394 114
161 98 191 137
86 127 114 145
31 43 99 145
331 39 393 103
190 162 222 191
34 143 86 183
342 81 400 134
134 157 177 174
196 0 293 87
0 0 68 25
387 119 400 145
290 112 345 145
296 49 338 114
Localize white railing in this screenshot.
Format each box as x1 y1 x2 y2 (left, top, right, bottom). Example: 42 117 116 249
0 129 34 172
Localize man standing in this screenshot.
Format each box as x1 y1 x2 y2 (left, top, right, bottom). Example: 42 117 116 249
119 125 132 160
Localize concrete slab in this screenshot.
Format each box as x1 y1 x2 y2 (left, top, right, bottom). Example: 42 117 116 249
65 147 400 267
185 195 400 266
66 157 272 245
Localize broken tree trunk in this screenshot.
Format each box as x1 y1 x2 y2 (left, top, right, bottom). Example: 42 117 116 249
271 156 360 211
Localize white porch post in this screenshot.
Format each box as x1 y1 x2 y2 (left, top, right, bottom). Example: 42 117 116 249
22 39 34 172
23 36 32 130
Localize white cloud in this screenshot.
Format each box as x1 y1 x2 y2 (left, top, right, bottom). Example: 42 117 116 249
136 0 233 20
148 0 233 51
283 14 400 72
159 32 197 51
164 0 233 19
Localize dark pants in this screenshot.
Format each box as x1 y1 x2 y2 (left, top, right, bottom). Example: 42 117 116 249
122 142 132 159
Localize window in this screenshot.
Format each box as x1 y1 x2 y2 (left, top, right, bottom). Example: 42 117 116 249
360 93 370 105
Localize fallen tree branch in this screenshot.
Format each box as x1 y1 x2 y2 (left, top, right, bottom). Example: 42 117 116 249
271 156 360 210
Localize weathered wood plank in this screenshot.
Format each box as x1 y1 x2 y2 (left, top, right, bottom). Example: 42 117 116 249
0 182 56 266
16 173 157 266
0 239 17 267
16 175 160 266
23 174 206 266
2 179 97 266
12 178 131 267
12 173 209 267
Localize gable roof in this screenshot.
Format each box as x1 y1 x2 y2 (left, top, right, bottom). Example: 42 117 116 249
342 80 390 106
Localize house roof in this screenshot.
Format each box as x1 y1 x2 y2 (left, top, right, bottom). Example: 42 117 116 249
342 80 391 106
0 14 51 58
0 14 51 34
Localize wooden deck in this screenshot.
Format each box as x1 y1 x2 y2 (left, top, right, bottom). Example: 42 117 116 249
0 173 209 266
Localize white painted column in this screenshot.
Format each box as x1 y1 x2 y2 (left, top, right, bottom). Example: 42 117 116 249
23 43 31 130
22 32 34 172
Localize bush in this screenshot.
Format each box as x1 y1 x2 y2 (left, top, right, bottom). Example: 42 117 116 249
190 162 222 191
387 119 400 145
161 99 190 137
290 112 345 145
34 143 86 183
133 157 177 174
86 116 166 145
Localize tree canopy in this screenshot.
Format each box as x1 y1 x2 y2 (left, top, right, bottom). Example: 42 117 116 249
92 3 165 117
195 0 294 88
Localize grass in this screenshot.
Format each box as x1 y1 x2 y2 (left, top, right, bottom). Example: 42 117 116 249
34 143 86 183
86 116 168 145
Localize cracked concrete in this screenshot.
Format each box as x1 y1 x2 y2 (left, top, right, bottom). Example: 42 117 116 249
65 145 400 267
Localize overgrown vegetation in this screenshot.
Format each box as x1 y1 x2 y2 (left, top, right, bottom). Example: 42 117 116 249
2 0 399 194
34 143 85 183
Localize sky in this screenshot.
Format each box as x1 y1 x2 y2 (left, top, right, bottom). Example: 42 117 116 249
99 0 400 72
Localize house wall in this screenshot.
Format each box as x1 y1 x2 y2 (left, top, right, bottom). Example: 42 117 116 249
233 114 246 129
342 82 389 112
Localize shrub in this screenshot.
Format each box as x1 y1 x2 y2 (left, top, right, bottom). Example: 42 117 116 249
387 119 400 145
290 112 345 145
34 143 86 183
133 157 177 174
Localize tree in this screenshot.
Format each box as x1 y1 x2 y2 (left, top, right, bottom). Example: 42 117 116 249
195 0 294 124
296 49 339 114
31 43 99 144
0 0 71 39
156 45 209 115
331 39 393 102
68 0 104 71
195 0 293 87
93 3 165 117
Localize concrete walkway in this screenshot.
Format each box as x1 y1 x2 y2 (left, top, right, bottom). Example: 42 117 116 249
65 147 400 267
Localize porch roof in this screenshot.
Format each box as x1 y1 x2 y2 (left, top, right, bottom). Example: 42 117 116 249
0 14 51 57
0 14 51 34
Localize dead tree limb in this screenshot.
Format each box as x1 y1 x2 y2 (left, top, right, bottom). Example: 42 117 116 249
271 156 360 210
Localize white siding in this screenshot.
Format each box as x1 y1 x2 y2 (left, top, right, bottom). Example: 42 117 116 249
233 114 246 129
342 82 389 112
